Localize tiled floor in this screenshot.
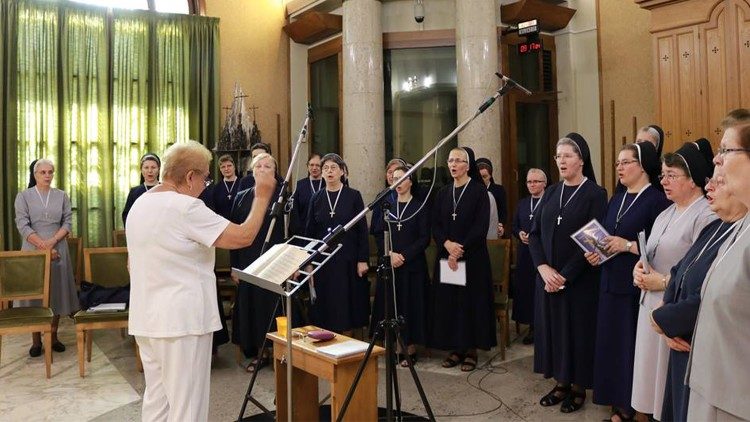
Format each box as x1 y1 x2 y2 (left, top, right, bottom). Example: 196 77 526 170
0 319 610 421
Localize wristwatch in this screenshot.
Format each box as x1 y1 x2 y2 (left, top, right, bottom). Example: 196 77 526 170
625 241 632 251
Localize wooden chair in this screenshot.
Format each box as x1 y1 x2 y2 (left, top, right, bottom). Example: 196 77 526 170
0 250 54 378
112 229 127 247
487 239 511 360
214 247 236 317
67 236 82 287
73 247 141 377
424 240 437 281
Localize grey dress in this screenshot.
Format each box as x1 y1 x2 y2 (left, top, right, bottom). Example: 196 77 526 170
15 187 79 316
631 198 716 418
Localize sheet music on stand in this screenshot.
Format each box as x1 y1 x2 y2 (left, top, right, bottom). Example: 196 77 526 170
232 235 342 297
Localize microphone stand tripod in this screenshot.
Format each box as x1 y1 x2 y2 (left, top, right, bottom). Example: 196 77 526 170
237 106 311 421
334 74 526 422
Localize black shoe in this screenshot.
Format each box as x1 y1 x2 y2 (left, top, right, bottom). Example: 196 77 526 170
522 330 534 345
539 384 570 407
560 389 586 413
29 345 43 357
52 340 66 353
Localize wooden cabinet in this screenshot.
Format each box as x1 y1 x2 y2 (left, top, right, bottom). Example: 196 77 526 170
638 0 750 150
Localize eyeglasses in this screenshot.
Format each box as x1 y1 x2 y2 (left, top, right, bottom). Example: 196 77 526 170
526 180 545 184
193 169 212 187
447 158 468 164
717 147 750 156
553 154 578 161
705 176 726 187
322 164 341 171
658 173 687 182
614 159 640 168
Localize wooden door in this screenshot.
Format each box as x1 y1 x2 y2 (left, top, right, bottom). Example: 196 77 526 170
701 3 729 146
654 34 679 151
731 0 750 109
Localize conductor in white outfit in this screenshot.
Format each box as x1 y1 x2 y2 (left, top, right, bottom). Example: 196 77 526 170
126 140 276 421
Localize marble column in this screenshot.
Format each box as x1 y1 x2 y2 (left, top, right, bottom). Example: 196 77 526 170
342 0 385 204
456 0 502 172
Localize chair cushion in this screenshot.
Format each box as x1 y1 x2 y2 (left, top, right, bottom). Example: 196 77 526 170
73 309 129 324
494 293 509 309
0 307 54 329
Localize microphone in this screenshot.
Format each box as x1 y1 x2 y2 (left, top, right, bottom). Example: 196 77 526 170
495 72 533 96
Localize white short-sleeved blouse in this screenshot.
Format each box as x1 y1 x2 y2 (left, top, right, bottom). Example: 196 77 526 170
126 191 230 338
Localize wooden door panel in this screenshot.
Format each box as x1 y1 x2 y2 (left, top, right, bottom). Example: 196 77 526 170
656 35 679 152
677 30 702 143
734 0 750 109
702 8 728 147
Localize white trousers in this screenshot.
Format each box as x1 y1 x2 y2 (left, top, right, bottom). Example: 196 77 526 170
136 334 213 422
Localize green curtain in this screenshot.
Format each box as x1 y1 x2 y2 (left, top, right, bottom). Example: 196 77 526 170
111 11 150 231
0 0 8 250
60 5 110 246
16 1 59 191
187 14 220 147
0 1 220 247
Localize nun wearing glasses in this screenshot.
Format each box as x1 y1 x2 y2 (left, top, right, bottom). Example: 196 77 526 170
631 143 716 420
585 142 669 421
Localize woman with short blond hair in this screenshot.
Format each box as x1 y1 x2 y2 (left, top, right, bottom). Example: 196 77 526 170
126 140 276 421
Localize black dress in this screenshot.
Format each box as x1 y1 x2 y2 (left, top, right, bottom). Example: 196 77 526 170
652 219 733 421
528 180 607 387
592 186 670 410
229 186 285 357
209 178 241 219
370 195 430 345
511 195 542 325
289 177 323 236
430 179 496 351
122 184 151 225
487 182 508 224
305 186 370 332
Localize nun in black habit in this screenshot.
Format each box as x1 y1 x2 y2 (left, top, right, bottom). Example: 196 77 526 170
511 168 549 343
430 147 496 372
305 153 370 334
288 153 323 236
229 153 285 369
587 142 670 421
476 157 509 226
370 165 430 366
528 133 608 413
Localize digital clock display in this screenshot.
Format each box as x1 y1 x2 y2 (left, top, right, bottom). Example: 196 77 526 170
518 41 543 55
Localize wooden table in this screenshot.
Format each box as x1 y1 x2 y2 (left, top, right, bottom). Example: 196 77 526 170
266 326 385 421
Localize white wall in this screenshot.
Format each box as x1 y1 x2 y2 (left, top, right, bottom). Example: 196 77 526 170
554 0 602 181
288 39 311 181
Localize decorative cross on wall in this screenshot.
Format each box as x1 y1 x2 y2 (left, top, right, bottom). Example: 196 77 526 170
666 131 672 137
715 128 722 135
249 105 260 122
685 129 692 136
662 54 669 61
683 51 690 58
745 41 750 48
712 46 720 54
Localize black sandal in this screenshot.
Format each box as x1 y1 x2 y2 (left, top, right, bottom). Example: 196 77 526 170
441 352 462 368
605 408 634 422
539 384 570 407
460 355 477 372
560 388 586 413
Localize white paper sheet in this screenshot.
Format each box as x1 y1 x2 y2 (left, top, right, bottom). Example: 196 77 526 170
439 259 466 286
